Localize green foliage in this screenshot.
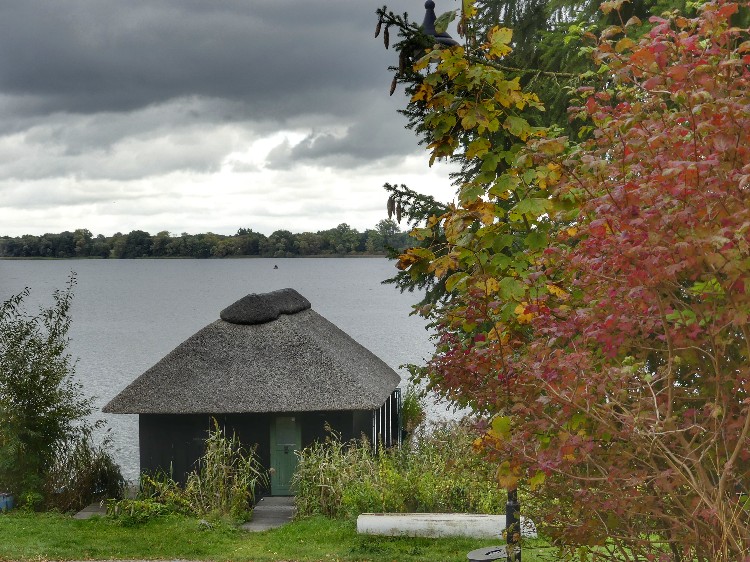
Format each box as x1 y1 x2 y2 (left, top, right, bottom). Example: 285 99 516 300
293 421 506 519
109 420 268 524
400 385 427 433
0 275 123 511
106 498 174 527
43 428 125 513
0 221 415 259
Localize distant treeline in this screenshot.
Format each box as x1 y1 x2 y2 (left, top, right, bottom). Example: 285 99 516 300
0 220 413 259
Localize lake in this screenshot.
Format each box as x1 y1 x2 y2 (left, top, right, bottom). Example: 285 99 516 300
0 258 447 482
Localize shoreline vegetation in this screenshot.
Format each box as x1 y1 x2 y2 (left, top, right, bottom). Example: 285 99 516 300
0 220 412 260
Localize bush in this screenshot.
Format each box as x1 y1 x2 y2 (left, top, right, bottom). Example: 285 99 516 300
43 428 125 512
400 385 426 435
0 276 123 511
294 420 506 519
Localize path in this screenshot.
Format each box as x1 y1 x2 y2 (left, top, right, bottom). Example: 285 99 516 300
241 496 296 532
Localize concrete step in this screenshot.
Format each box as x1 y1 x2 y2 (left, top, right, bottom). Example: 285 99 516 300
241 496 295 532
73 502 107 519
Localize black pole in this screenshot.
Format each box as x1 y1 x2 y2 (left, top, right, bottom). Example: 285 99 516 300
505 488 521 561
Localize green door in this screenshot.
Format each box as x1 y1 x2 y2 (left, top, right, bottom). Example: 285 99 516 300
270 416 302 496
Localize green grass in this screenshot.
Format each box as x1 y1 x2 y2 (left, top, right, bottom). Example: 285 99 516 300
0 512 556 561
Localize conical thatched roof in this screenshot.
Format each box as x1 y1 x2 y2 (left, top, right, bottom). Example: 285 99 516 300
103 288 401 414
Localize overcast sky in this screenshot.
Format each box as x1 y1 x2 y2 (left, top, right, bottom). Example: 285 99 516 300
0 0 459 237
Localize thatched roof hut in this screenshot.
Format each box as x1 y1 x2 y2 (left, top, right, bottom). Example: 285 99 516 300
104 288 399 414
104 288 402 493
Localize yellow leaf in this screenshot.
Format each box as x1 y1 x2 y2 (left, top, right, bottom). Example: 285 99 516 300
496 461 521 490
529 471 546 490
600 0 625 15
491 415 512 438
470 276 500 296
615 37 635 53
466 138 491 159
487 322 508 343
514 302 534 324
487 26 513 58
466 201 497 225
429 253 459 279
462 0 476 18
396 247 435 270
410 83 433 102
546 284 569 300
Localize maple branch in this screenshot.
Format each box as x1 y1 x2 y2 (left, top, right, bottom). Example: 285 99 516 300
464 54 579 78
655 295 675 420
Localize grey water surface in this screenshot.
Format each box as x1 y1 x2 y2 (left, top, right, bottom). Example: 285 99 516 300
0 257 449 482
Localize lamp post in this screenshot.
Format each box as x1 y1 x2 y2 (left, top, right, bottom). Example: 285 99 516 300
421 0 459 47
505 488 521 561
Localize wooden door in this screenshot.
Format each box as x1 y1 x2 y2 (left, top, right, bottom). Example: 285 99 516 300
270 416 301 496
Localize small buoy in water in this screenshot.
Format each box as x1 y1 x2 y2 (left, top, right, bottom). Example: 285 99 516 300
273 265 278 269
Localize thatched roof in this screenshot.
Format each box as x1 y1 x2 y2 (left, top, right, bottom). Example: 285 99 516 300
103 288 401 414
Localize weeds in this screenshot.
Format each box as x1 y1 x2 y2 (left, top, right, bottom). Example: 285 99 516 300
108 419 268 524
184 419 267 520
294 419 506 519
43 427 125 513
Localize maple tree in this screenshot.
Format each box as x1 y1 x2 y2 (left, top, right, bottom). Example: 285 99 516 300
381 0 750 559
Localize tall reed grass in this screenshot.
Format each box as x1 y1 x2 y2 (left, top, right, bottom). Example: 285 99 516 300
184 419 267 520
108 420 267 524
293 420 506 519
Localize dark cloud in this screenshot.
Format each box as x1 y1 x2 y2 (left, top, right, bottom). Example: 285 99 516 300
0 0 453 237
0 0 398 120
264 94 418 169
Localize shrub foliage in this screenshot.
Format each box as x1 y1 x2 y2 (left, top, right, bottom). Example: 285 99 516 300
382 0 750 559
293 421 506 519
0 275 123 510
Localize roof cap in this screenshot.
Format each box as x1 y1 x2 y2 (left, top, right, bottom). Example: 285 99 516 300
219 288 311 325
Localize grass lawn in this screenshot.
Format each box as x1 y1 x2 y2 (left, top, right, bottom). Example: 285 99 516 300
0 512 556 561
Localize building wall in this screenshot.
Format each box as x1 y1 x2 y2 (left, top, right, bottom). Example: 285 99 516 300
139 409 376 489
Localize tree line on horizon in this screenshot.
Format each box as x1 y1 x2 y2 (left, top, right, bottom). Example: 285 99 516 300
0 219 411 259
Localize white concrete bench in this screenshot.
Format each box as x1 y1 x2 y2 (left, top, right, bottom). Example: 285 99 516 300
356 513 537 539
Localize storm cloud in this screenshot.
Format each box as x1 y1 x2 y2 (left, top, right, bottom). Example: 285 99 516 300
0 0 457 236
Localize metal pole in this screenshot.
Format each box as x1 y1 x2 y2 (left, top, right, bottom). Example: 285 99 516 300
505 488 521 561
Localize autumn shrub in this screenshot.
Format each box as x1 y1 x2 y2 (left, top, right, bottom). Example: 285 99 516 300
382 0 750 559
499 5 750 560
390 1 750 560
293 420 506 519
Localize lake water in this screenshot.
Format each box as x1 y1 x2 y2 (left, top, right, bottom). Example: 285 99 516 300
0 258 450 482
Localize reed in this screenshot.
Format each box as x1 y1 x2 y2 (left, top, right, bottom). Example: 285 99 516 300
294 419 506 519
109 419 267 524
185 419 268 520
